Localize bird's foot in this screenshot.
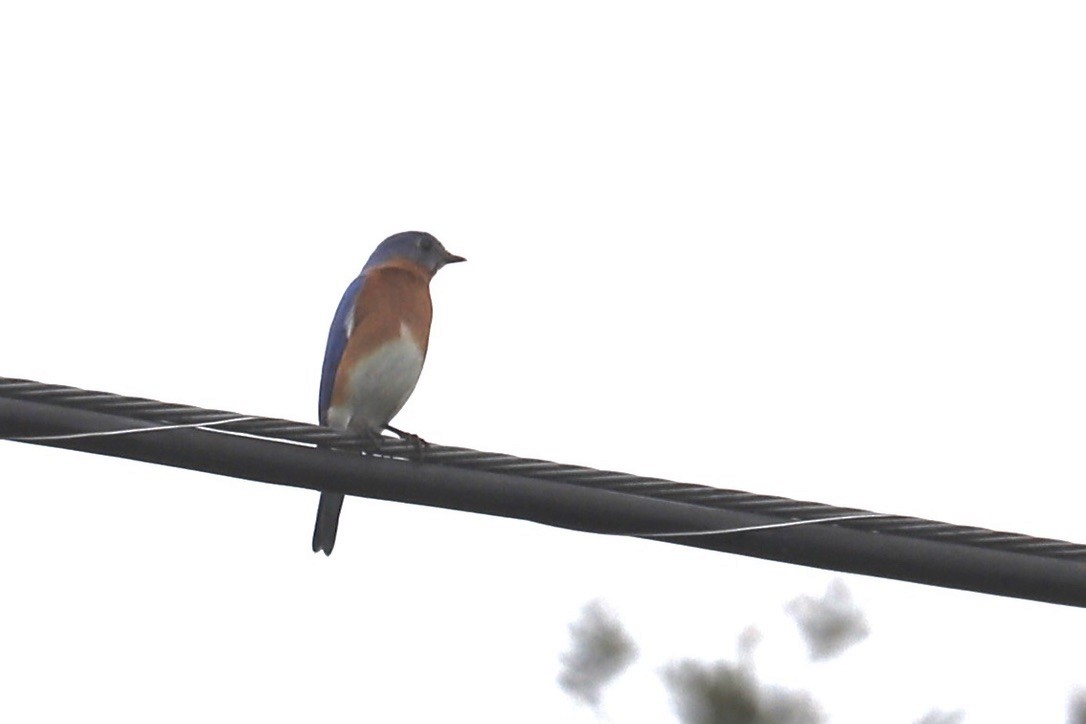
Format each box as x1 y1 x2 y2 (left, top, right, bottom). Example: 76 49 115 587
360 428 385 455
385 424 428 455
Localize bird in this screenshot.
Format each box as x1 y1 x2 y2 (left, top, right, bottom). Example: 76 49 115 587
313 231 465 555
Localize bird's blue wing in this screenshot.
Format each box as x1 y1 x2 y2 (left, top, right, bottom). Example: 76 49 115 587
318 274 367 425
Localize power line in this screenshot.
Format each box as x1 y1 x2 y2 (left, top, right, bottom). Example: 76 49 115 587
2 375 1085 607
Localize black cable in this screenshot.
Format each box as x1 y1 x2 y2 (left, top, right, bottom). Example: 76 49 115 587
2 375 1085 607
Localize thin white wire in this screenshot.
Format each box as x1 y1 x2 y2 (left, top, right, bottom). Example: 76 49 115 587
634 513 888 538
7 417 257 442
7 420 890 538
198 423 317 448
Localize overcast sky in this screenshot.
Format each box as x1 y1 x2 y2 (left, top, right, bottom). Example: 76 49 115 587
2 2 1085 722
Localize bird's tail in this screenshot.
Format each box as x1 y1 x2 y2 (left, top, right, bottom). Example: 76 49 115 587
312 492 345 555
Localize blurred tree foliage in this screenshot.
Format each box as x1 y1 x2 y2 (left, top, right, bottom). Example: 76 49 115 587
558 600 638 709
913 709 965 724
662 658 822 724
559 580 1083 722
785 579 869 661
1068 689 1086 724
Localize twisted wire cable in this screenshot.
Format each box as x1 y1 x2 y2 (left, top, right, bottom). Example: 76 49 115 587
2 375 1085 607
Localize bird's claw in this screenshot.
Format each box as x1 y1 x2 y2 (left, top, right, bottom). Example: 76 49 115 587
359 428 384 455
385 424 428 456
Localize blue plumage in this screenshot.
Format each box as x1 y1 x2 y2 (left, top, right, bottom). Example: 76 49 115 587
318 274 366 426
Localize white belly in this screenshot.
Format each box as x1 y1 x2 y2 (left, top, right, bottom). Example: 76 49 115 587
326 330 425 433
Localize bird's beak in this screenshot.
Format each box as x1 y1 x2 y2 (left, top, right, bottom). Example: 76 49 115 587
443 251 467 264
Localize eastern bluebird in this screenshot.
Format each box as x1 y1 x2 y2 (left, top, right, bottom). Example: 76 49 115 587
313 231 465 555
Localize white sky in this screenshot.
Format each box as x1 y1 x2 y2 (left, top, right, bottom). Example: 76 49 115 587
2 2 1085 722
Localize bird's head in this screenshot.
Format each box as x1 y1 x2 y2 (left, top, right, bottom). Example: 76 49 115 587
364 231 466 276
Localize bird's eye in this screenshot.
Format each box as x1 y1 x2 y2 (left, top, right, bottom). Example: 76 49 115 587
418 236 434 252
